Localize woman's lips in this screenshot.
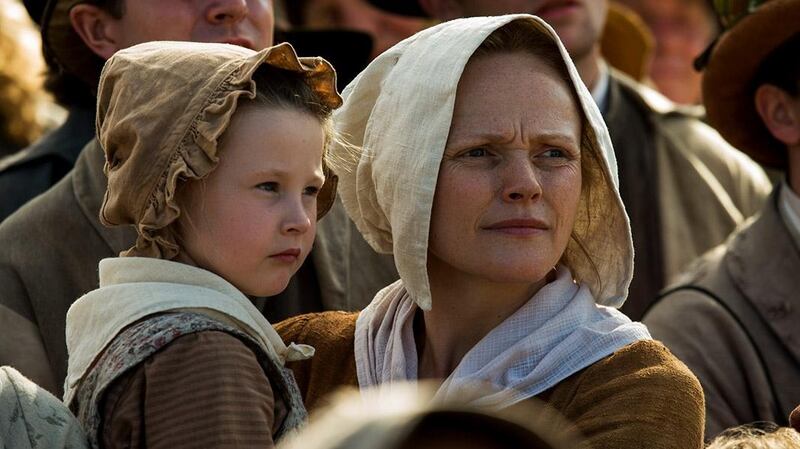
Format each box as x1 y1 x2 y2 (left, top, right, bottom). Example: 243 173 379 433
483 219 549 236
269 248 301 263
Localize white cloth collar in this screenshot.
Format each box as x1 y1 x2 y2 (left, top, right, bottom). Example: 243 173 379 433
63 257 314 404
778 180 800 250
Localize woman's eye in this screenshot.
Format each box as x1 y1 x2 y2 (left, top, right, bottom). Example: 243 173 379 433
304 186 321 196
463 147 489 158
257 182 279 193
541 148 567 158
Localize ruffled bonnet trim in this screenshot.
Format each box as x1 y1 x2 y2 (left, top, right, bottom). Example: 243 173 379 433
109 43 342 259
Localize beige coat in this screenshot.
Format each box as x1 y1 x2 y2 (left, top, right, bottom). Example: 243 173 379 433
644 186 800 438
0 139 397 396
608 72 771 318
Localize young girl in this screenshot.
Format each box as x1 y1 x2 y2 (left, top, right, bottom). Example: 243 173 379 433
62 41 341 449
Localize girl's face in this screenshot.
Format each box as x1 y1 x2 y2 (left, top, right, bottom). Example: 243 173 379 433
177 104 326 297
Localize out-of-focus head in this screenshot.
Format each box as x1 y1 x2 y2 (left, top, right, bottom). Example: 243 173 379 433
1 0 50 152
334 15 633 310
701 0 800 169
282 0 428 59
706 422 800 449
418 0 608 61
38 0 274 106
96 41 342 296
617 0 718 104
277 384 586 449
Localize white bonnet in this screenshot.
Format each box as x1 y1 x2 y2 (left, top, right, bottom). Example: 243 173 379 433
334 14 633 310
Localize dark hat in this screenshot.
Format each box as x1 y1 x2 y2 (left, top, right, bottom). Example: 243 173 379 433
366 0 426 17
21 0 46 25
36 0 107 90
275 29 373 88
703 0 800 168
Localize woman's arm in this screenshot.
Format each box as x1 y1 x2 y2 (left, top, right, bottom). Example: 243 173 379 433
102 331 278 449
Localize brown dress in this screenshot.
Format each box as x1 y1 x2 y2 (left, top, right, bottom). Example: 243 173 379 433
101 331 285 449
276 311 706 449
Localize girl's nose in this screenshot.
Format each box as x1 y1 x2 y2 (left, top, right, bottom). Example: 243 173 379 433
281 198 312 235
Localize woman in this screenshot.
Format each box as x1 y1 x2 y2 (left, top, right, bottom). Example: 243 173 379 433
277 14 705 448
64 41 340 449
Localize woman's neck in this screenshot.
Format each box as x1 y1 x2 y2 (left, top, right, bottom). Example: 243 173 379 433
416 268 548 380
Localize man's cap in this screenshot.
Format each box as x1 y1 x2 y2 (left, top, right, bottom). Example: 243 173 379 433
702 0 800 168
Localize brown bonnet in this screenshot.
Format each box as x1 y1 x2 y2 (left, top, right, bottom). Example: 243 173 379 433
97 41 342 259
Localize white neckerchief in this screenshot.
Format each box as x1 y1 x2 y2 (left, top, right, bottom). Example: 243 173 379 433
64 257 314 404
354 265 651 409
779 180 800 250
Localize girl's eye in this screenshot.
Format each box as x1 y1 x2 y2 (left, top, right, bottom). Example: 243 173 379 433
257 182 279 193
304 186 321 196
463 147 489 158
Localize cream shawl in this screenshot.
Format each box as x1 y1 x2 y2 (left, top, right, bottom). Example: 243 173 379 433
333 15 649 407
63 257 314 405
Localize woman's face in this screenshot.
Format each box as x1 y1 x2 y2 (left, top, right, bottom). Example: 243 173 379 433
177 104 325 297
428 51 582 287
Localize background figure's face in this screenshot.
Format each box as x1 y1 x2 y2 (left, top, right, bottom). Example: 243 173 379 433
299 0 426 59
177 105 325 297
101 0 274 52
618 0 717 104
428 51 582 287
428 0 607 60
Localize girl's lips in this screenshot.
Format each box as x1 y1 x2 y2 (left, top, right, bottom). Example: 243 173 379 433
269 248 301 263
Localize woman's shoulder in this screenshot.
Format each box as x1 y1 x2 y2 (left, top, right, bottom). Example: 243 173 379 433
275 311 359 348
567 340 703 398
275 312 360 412
543 340 705 449
587 339 698 379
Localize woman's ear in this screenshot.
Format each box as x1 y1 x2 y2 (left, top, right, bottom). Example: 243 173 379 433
755 84 800 147
69 4 124 61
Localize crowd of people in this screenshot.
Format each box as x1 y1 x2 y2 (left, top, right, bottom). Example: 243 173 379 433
0 0 798 448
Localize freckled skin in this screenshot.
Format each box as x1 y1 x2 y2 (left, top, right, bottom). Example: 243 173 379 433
428 51 583 289
176 105 326 297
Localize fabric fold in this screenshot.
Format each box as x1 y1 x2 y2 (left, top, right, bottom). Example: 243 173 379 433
355 266 650 409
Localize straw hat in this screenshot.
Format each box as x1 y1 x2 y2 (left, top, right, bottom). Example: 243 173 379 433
702 0 800 168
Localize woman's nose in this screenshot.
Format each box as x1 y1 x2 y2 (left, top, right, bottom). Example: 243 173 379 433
501 159 542 202
206 0 249 25
281 198 313 235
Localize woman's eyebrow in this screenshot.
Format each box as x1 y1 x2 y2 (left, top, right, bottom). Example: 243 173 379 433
448 130 578 148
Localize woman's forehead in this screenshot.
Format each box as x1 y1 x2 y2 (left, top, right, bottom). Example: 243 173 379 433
447 52 582 146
